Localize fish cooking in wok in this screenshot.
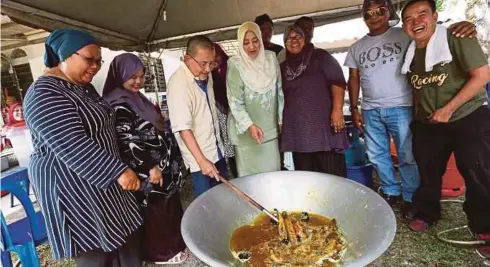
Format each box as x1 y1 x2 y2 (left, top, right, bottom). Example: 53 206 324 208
230 210 346 266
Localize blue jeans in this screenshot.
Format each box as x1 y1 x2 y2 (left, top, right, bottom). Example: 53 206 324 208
362 106 420 202
191 158 228 198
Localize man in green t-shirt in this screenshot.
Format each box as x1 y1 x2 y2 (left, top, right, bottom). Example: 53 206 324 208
402 0 490 259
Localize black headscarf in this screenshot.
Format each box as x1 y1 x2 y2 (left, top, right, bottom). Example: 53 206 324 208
283 25 314 82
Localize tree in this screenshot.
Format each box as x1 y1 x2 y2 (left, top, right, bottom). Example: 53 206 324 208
436 0 446 12
465 0 490 61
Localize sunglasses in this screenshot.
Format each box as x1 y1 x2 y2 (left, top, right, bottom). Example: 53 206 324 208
363 6 388 20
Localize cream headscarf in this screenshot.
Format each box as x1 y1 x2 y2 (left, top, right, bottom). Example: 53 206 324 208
229 22 277 93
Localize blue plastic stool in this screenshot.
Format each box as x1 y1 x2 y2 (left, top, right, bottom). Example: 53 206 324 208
1 214 40 267
1 167 47 267
347 163 374 188
345 123 368 166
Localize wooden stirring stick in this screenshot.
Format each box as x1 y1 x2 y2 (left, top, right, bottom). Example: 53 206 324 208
216 174 279 223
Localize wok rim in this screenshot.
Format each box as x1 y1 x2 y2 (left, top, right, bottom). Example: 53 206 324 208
181 171 397 267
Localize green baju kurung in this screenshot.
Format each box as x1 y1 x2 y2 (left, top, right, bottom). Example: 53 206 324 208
226 57 284 177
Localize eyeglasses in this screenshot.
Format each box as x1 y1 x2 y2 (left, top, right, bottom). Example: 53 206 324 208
286 35 303 43
74 52 104 66
187 54 218 70
363 6 388 20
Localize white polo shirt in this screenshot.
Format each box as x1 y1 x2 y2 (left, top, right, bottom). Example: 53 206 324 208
167 63 223 172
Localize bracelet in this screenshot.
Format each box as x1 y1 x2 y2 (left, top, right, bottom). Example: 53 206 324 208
157 164 164 172
349 106 359 112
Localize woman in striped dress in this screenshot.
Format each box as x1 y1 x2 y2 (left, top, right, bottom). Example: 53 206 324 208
23 29 143 267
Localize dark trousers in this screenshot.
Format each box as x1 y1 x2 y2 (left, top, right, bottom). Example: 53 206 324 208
227 156 238 178
280 152 286 170
141 191 186 262
411 106 490 233
279 136 287 170
293 151 347 177
74 230 141 267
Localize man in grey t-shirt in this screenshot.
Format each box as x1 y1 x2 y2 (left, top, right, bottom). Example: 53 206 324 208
345 0 475 218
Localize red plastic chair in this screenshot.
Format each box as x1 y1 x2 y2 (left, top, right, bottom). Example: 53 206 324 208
389 139 465 197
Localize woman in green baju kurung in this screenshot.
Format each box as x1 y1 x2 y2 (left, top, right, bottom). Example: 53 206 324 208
226 21 284 177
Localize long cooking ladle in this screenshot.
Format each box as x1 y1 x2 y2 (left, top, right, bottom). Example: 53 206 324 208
217 174 279 223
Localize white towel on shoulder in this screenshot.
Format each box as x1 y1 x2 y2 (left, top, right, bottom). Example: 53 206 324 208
401 25 453 74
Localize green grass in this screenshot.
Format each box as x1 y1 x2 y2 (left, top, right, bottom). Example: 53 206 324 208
369 200 485 266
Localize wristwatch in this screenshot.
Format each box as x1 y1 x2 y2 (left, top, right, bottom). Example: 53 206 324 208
349 105 359 112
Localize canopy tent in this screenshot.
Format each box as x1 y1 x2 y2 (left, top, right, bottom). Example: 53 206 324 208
0 0 378 52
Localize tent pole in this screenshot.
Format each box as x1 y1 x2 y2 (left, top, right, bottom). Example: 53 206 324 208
145 0 166 105
146 43 160 105
147 0 168 42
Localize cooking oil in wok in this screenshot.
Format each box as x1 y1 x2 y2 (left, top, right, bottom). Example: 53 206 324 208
230 211 346 266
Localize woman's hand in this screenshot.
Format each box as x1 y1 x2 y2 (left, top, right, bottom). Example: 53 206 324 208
248 124 264 144
149 166 163 186
331 109 345 133
117 168 141 191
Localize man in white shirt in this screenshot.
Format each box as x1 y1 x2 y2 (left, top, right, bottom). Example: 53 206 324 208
167 35 227 197
345 0 475 218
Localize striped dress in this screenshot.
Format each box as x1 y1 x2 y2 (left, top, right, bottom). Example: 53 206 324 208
23 76 143 260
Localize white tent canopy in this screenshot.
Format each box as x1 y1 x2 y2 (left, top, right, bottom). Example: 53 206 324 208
1 0 374 52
